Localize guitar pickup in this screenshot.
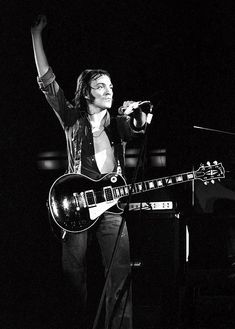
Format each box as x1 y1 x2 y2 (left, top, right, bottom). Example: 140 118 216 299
84 190 96 207
104 186 114 202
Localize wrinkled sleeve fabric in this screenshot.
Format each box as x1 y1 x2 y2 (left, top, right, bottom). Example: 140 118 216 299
116 115 146 142
37 67 77 128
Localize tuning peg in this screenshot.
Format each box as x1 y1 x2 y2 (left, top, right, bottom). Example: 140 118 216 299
211 180 215 184
206 161 211 166
213 160 218 165
204 181 208 185
200 163 205 168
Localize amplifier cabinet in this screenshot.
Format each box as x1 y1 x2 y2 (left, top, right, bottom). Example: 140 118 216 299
126 209 185 328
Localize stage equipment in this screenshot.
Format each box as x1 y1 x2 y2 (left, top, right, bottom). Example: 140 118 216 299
127 205 185 328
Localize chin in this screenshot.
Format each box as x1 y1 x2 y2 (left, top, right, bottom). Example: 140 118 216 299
102 104 111 110
107 101 113 107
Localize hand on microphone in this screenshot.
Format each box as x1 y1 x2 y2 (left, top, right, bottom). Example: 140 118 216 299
118 100 151 115
118 100 149 128
118 101 138 115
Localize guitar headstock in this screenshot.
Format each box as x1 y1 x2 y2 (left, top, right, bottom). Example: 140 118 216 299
195 161 225 184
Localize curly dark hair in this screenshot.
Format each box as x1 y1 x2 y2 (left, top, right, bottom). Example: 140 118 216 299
74 69 111 115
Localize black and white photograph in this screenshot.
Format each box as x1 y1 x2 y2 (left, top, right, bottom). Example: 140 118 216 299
1 1 235 328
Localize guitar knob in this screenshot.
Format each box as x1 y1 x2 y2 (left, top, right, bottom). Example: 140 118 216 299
111 176 117 183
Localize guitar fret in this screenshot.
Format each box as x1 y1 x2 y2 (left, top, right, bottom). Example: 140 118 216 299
115 188 120 197
113 186 130 198
187 173 194 180
175 175 183 183
119 186 125 196
129 184 138 194
143 182 148 191
146 180 155 190
182 173 190 181
107 169 211 201
130 172 196 194
156 179 164 187
132 185 137 193
113 189 117 198
165 177 173 184
124 186 129 195
168 173 194 185
138 183 143 192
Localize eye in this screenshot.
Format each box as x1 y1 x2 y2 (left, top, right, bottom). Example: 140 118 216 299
94 84 105 90
90 83 104 90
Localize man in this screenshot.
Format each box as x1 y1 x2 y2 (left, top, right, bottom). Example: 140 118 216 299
31 15 147 329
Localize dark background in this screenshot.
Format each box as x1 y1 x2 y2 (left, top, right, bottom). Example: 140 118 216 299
1 0 235 328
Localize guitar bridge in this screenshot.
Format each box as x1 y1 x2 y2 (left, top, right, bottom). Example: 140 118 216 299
73 192 89 210
73 193 81 211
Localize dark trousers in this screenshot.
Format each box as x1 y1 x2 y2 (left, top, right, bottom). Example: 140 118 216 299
62 212 133 329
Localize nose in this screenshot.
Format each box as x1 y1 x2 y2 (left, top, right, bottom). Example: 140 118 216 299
105 85 113 95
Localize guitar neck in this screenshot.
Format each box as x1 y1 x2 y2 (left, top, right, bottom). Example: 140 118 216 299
113 171 195 198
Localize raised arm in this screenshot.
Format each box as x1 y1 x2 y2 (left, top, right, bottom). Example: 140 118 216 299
31 15 76 126
31 15 49 77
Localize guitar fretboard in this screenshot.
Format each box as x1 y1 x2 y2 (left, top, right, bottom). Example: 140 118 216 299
113 171 195 198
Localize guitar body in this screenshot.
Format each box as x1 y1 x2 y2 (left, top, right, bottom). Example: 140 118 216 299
48 172 126 233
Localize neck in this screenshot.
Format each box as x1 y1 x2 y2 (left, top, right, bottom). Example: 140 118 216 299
88 110 108 133
87 103 106 115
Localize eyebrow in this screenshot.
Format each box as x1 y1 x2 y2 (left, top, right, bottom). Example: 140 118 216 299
92 82 113 88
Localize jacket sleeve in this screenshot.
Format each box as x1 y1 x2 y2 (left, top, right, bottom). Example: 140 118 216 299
37 67 77 128
116 115 146 142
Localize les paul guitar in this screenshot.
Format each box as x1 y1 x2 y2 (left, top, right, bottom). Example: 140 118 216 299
48 161 225 233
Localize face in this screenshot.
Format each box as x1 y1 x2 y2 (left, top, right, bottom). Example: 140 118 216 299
88 74 113 110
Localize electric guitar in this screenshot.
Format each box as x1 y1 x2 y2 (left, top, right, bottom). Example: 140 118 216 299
48 161 225 233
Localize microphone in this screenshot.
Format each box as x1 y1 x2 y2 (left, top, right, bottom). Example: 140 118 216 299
118 101 152 115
